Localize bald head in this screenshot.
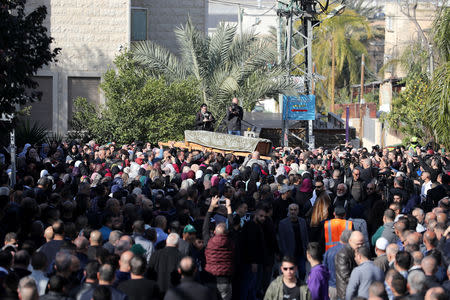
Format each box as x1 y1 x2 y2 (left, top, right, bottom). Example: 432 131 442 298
349 231 364 250
90 230 102 246
215 223 227 235
421 256 437 276
424 230 437 250
74 236 89 252
425 287 445 300
119 251 134 272
178 256 196 277
436 213 447 224
425 212 436 225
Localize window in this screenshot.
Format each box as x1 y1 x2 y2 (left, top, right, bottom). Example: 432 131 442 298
23 76 53 130
67 77 101 127
131 8 147 41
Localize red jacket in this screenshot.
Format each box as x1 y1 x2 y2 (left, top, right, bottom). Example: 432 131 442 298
205 234 234 276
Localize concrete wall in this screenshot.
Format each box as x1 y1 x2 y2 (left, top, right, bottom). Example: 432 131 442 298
132 0 207 53
383 1 438 79
25 0 130 133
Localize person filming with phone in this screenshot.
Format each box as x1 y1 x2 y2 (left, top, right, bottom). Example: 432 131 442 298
195 103 215 131
227 97 243 135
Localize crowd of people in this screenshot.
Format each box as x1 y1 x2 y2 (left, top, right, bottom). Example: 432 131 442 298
0 136 449 300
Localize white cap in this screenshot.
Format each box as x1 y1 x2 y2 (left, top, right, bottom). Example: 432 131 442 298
376 237 389 251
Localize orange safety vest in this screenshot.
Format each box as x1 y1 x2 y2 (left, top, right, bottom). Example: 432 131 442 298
324 219 353 251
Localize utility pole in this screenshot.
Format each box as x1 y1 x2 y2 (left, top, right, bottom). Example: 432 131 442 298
306 18 314 150
237 5 243 36
330 39 335 113
359 53 365 145
277 1 285 145
283 7 293 147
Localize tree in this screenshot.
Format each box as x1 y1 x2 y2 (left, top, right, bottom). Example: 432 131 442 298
383 7 450 149
71 53 200 144
311 8 372 108
0 0 60 121
132 20 295 127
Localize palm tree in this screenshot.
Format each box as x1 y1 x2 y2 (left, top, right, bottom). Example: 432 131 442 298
132 20 295 127
311 8 372 109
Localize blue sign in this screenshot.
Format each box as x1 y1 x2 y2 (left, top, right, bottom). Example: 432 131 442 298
283 95 316 120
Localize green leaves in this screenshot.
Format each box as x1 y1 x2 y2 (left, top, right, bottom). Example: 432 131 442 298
132 19 295 130
71 54 200 144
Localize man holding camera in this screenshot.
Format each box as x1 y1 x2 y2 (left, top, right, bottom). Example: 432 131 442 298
195 103 215 131
226 97 243 135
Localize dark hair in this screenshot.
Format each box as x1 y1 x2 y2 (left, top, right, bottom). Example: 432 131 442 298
391 272 407 295
52 220 65 235
384 209 395 221
395 251 412 270
281 256 297 266
48 275 67 293
14 250 30 266
0 251 13 268
200 103 207 108
130 255 146 276
31 252 48 270
85 261 100 280
306 242 321 261
356 246 371 259
92 285 111 300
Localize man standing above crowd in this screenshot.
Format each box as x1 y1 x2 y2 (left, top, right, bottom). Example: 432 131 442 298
226 97 243 135
195 104 215 131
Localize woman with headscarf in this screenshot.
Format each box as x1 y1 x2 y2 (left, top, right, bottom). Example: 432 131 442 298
296 176 313 217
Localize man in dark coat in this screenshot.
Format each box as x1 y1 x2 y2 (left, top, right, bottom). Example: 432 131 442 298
195 104 215 131
147 233 183 294
118 255 159 300
239 206 267 300
335 231 364 300
164 256 216 300
226 97 243 135
278 203 309 280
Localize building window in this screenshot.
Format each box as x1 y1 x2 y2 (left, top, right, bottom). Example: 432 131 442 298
68 77 101 127
22 76 53 130
131 8 147 41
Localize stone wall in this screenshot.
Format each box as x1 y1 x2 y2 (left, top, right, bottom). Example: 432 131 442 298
132 0 206 53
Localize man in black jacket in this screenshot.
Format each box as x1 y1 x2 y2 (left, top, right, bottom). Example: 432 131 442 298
147 233 183 294
164 256 216 300
118 255 159 300
335 230 364 300
239 206 267 300
195 104 215 131
226 98 243 135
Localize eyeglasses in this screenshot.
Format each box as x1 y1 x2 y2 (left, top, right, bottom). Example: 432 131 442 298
315 185 323 188
282 267 295 271
353 173 360 176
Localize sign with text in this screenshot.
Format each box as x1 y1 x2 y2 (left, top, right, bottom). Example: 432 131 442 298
283 95 316 120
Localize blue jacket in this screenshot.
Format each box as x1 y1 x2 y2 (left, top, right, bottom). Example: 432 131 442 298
278 216 309 257
323 242 344 287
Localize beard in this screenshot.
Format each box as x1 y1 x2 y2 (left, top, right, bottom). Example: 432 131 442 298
337 191 345 197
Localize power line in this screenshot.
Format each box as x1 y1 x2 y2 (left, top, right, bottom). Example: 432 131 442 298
207 0 275 10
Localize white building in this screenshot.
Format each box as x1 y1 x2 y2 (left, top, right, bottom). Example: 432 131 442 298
25 0 206 134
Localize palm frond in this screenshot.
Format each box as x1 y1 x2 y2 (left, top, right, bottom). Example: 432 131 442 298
132 41 186 79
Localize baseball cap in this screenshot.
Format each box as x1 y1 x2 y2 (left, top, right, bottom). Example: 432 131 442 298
183 224 197 234
376 237 388 251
